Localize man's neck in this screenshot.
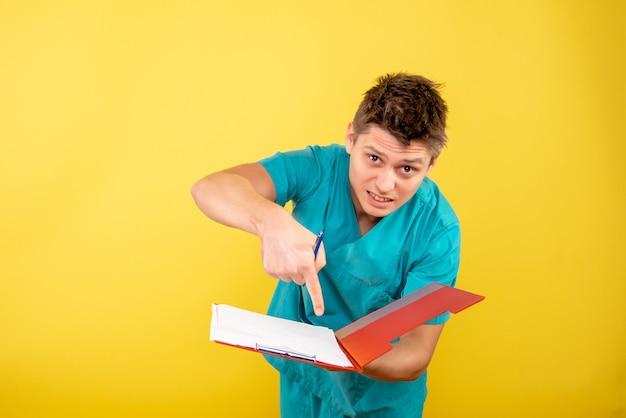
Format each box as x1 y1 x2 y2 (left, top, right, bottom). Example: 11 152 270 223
356 211 381 236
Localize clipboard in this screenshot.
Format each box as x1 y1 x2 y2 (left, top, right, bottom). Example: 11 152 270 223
210 282 485 372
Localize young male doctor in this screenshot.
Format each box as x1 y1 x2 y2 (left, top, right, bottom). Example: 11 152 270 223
192 73 460 417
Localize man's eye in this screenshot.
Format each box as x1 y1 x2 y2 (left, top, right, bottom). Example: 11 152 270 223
368 155 379 162
402 166 414 173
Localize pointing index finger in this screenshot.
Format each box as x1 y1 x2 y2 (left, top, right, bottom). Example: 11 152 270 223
304 273 324 316
302 231 325 315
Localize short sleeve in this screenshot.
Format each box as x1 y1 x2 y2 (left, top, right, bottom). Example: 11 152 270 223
258 147 326 207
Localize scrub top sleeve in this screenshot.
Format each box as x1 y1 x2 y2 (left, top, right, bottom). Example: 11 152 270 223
258 147 324 207
403 222 461 325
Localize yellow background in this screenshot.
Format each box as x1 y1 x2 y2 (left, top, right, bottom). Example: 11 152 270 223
1 1 624 417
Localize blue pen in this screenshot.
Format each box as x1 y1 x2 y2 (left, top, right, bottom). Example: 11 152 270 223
301 232 324 289
313 231 324 259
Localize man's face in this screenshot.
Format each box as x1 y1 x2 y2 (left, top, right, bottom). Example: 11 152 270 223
345 123 436 223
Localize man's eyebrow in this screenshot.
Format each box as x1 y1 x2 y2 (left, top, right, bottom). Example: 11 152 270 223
402 156 426 165
364 145 425 165
364 144 386 157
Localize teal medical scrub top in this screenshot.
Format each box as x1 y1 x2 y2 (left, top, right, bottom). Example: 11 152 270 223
259 144 461 417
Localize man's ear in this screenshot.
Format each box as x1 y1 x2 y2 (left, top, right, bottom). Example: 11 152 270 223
345 122 355 154
425 156 438 176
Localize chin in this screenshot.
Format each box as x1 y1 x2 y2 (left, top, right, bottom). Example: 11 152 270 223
364 205 395 218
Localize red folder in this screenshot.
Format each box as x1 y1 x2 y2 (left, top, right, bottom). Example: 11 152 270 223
210 282 484 372
334 282 485 371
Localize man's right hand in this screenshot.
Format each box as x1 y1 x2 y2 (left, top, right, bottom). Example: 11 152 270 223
191 163 326 315
258 218 326 316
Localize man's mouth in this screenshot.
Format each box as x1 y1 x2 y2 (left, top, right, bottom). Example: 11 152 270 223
368 191 392 202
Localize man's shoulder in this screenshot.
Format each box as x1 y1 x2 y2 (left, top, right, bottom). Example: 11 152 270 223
264 143 346 162
413 178 459 226
308 143 346 159
297 143 348 174
258 143 346 171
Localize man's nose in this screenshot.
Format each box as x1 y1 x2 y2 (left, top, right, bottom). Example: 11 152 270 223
376 169 395 192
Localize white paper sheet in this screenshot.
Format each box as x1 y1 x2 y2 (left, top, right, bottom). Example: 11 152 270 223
210 304 354 368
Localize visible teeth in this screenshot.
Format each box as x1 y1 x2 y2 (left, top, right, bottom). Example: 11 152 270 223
370 192 390 202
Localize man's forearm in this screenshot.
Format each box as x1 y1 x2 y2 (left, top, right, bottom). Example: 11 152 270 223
191 169 285 237
362 324 444 382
